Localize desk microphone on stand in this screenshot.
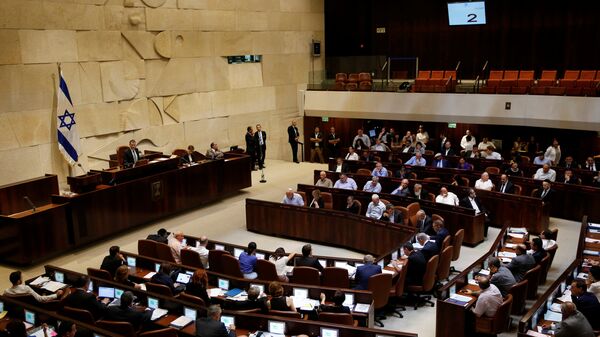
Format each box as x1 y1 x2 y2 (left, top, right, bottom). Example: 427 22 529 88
24 196 36 213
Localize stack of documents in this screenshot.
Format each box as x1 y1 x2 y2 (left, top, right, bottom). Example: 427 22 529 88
208 288 225 297
544 311 562 322
150 308 168 321
143 272 156 279
353 303 370 313
170 315 194 329
29 276 66 292
498 251 517 258
509 227 528 234
292 297 320 311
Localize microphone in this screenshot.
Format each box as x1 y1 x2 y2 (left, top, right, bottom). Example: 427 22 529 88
24 196 36 212
76 163 86 175
380 60 388 72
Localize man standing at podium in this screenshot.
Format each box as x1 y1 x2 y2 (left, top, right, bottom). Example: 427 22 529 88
123 139 141 168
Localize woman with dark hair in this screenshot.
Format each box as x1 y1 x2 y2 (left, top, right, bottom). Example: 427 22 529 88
185 269 210 305
269 248 295 282
114 265 141 289
319 290 351 313
266 281 295 312
239 242 258 279
5 320 26 337
309 189 324 209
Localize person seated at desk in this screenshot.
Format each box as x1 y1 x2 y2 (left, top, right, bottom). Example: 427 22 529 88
372 161 388 177
196 304 239 337
529 238 547 264
146 228 169 244
333 158 350 174
352 128 371 150
534 164 557 182
309 189 324 208
432 153 449 168
484 146 502 160
506 244 535 282
100 245 125 277
505 161 524 177
316 171 333 188
114 265 142 289
546 302 595 337
587 266 600 302
409 142 426 155
391 179 411 197
401 243 427 288
333 174 357 190
371 138 390 152
560 155 580 169
344 196 360 214
360 150 374 162
282 188 305 206
570 279 600 330
206 142 224 160
534 180 556 206
223 286 267 311
533 151 551 166
239 242 258 279
382 203 403 224
195 235 210 268
584 156 599 171
266 281 296 312
63 276 108 320
185 269 211 305
181 145 201 165
151 263 184 294
405 152 426 166
487 257 516 298
295 244 323 272
269 247 295 282
416 233 438 262
4 270 63 302
562 169 579 184
3 320 26 337
468 277 503 319
366 194 386 220
57 321 77 337
354 254 382 290
443 141 456 157
475 172 494 191
496 174 515 194
168 231 186 264
540 230 558 251
456 157 473 170
123 139 142 168
435 187 459 206
319 290 351 313
344 147 359 161
459 188 491 237
363 176 382 193
430 220 449 253
411 183 429 200
478 137 495 154
105 291 151 331
415 210 434 236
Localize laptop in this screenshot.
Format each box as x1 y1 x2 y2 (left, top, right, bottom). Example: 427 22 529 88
184 307 197 320
218 278 230 290
320 327 339 337
176 273 192 284
54 271 64 283
220 315 235 332
98 286 115 299
268 320 285 335
293 288 308 299
148 297 168 321
127 257 136 267
234 248 244 258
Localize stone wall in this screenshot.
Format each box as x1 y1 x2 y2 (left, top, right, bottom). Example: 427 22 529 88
0 0 324 186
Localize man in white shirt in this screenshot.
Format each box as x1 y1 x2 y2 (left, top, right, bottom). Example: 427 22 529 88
334 174 357 190
467 277 503 318
371 138 390 152
4 271 63 302
282 188 305 206
534 164 557 181
406 152 426 166
435 187 459 206
460 130 476 152
475 172 494 191
196 236 210 268
484 146 502 160
415 125 429 144
315 171 333 188
372 161 388 177
391 179 411 197
478 137 495 154
544 139 561 166
168 231 186 264
363 176 382 193
344 147 359 161
366 194 386 220
533 152 551 166
352 129 371 150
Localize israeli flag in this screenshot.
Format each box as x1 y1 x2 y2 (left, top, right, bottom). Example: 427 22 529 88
56 71 82 166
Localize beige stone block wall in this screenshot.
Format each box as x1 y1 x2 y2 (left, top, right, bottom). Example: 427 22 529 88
0 0 324 186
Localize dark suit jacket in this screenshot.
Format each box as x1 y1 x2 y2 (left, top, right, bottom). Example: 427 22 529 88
254 131 267 148
335 163 350 174
180 151 202 165
506 253 535 282
63 289 107 320
532 249 547 264
100 255 124 277
310 132 323 149
195 317 235 337
412 189 430 201
354 264 382 290
416 216 434 236
295 256 324 272
223 297 267 311
320 304 351 314
146 234 168 244
443 148 456 156
459 196 488 215
555 311 595 337
431 227 450 253
534 188 556 204
432 159 449 168
123 148 142 168
571 292 600 330
245 132 256 153
495 181 515 194
105 305 151 330
185 284 210 305
327 133 340 151
420 241 439 262
150 272 176 293
287 125 299 143
405 250 427 286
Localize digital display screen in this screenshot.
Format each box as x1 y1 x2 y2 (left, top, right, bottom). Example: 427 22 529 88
184 307 197 320
148 297 159 309
268 321 285 334
343 293 354 307
321 328 339 337
54 272 64 283
98 286 115 298
127 257 136 267
176 273 191 284
220 315 234 327
448 1 486 26
234 248 244 258
154 263 161 272
214 244 225 251
25 310 35 325
293 288 308 299
218 278 229 290
114 288 124 299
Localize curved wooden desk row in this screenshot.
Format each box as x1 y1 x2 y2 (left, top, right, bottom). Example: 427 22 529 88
0 153 251 266
315 169 548 235
245 198 416 257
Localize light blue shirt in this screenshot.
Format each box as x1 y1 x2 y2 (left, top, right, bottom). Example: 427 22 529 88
282 193 304 206
372 167 388 177
406 156 426 166
533 157 551 165
366 201 386 219
363 181 382 193
334 178 357 190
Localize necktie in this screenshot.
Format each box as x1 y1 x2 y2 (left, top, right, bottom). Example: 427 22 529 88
132 149 138 162
345 154 349 159
541 189 547 198
438 161 442 168
501 183 506 193
259 132 263 145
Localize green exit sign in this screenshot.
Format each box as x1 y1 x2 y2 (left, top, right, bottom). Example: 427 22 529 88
448 122 457 128
322 117 329 122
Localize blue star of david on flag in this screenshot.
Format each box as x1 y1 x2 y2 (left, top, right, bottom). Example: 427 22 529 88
58 110 76 131
56 70 82 166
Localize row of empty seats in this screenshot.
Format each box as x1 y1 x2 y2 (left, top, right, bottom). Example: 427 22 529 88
333 72 373 91
480 69 600 96
413 70 457 93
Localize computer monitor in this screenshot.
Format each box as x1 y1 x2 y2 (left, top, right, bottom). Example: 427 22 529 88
320 327 339 337
218 278 229 290
147 297 159 309
391 251 398 260
250 283 264 294
343 293 354 307
319 259 326 268
25 310 35 325
114 288 124 299
182 239 187 246
450 284 457 296
0 301 4 312
268 320 285 335
176 273 192 284
154 263 161 272
94 334 104 337
184 307 197 320
255 252 265 260
214 244 225 251
378 260 384 268
293 288 308 299
127 257 136 267
88 280 94 293
54 271 64 283
233 248 244 258
220 315 235 328
368 129 376 137
98 286 115 299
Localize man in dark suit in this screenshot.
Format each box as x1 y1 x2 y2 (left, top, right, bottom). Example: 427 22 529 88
105 291 151 330
530 238 547 264
309 126 325 163
400 243 427 288
254 124 267 169
496 174 515 194
245 126 257 170
180 145 201 165
353 255 382 290
534 180 556 206
430 220 450 253
559 156 580 170
327 126 341 159
195 304 236 337
416 233 438 261
287 120 300 163
506 244 535 282
459 188 491 237
123 139 142 168
100 246 125 277
442 141 456 156
411 184 429 201
570 279 600 330
63 276 108 320
150 263 183 294
381 203 403 224
295 244 324 272
431 153 449 168
415 210 434 236
147 228 169 244
222 286 267 311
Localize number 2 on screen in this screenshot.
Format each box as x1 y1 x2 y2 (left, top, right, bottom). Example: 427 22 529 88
467 13 477 23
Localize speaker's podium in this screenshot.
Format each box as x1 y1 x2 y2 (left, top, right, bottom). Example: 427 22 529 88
0 174 70 265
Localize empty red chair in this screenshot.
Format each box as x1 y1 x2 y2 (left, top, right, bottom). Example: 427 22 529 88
487 70 504 87
358 72 372 82
429 70 445 85
347 73 359 84
443 70 457 91
536 70 557 86
415 70 431 87
558 70 580 88
335 73 347 83
572 70 597 95
500 70 518 87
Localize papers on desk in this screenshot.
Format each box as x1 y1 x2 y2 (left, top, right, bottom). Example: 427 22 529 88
292 297 320 311
576 272 588 280
143 272 156 279
42 281 67 292
497 251 517 258
28 326 57 337
333 262 356 277
583 249 600 256
353 303 370 313
169 315 194 329
589 228 600 234
150 308 168 321
504 243 517 249
30 276 50 286
478 269 490 276
254 333 285 337
500 257 512 263
139 283 147 291
589 222 600 229
556 290 572 303
208 288 225 297
382 268 395 275
549 303 562 313
507 233 525 239
509 227 528 234
585 237 600 243
544 310 562 322
526 330 548 337
446 294 472 306
468 279 479 286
